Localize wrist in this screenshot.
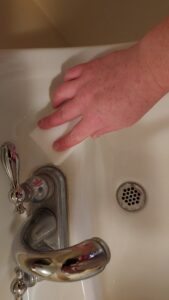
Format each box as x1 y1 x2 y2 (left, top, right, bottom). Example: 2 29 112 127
138 18 169 94
128 42 167 109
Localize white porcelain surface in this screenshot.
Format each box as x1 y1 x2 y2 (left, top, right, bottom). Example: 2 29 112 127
0 45 169 300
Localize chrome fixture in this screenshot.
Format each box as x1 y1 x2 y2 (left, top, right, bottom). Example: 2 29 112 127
11 267 36 300
1 142 110 296
15 217 110 281
1 142 50 214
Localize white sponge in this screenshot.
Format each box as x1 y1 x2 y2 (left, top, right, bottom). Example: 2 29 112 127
30 121 79 165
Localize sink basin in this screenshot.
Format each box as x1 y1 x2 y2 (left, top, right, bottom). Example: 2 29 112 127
0 45 169 300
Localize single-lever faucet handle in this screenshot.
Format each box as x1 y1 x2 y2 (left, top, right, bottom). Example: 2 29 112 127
1 142 20 187
1 142 26 214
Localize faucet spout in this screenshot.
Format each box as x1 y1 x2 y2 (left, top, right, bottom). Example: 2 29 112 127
16 237 110 282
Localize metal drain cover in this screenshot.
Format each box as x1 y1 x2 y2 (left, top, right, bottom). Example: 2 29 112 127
116 182 146 212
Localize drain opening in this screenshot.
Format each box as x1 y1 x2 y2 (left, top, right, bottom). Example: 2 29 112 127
116 182 146 212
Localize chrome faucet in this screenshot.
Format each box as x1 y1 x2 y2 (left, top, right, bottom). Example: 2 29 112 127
15 212 110 281
1 142 110 291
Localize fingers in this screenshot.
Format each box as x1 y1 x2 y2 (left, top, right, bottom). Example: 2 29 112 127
52 80 80 107
53 118 92 151
38 99 81 129
64 64 85 81
52 63 86 107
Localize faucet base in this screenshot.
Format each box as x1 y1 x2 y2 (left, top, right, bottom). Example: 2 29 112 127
28 165 69 249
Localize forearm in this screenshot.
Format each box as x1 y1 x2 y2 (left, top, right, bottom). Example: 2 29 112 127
139 16 169 93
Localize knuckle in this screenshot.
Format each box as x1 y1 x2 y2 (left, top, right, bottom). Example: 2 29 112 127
64 67 75 78
65 68 72 76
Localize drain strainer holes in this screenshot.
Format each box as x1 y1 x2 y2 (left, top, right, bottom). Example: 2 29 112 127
116 182 146 212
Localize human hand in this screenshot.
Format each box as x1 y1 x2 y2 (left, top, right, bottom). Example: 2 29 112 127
38 44 165 151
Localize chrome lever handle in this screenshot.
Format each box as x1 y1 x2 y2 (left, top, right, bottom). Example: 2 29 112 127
1 142 26 213
1 142 20 188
